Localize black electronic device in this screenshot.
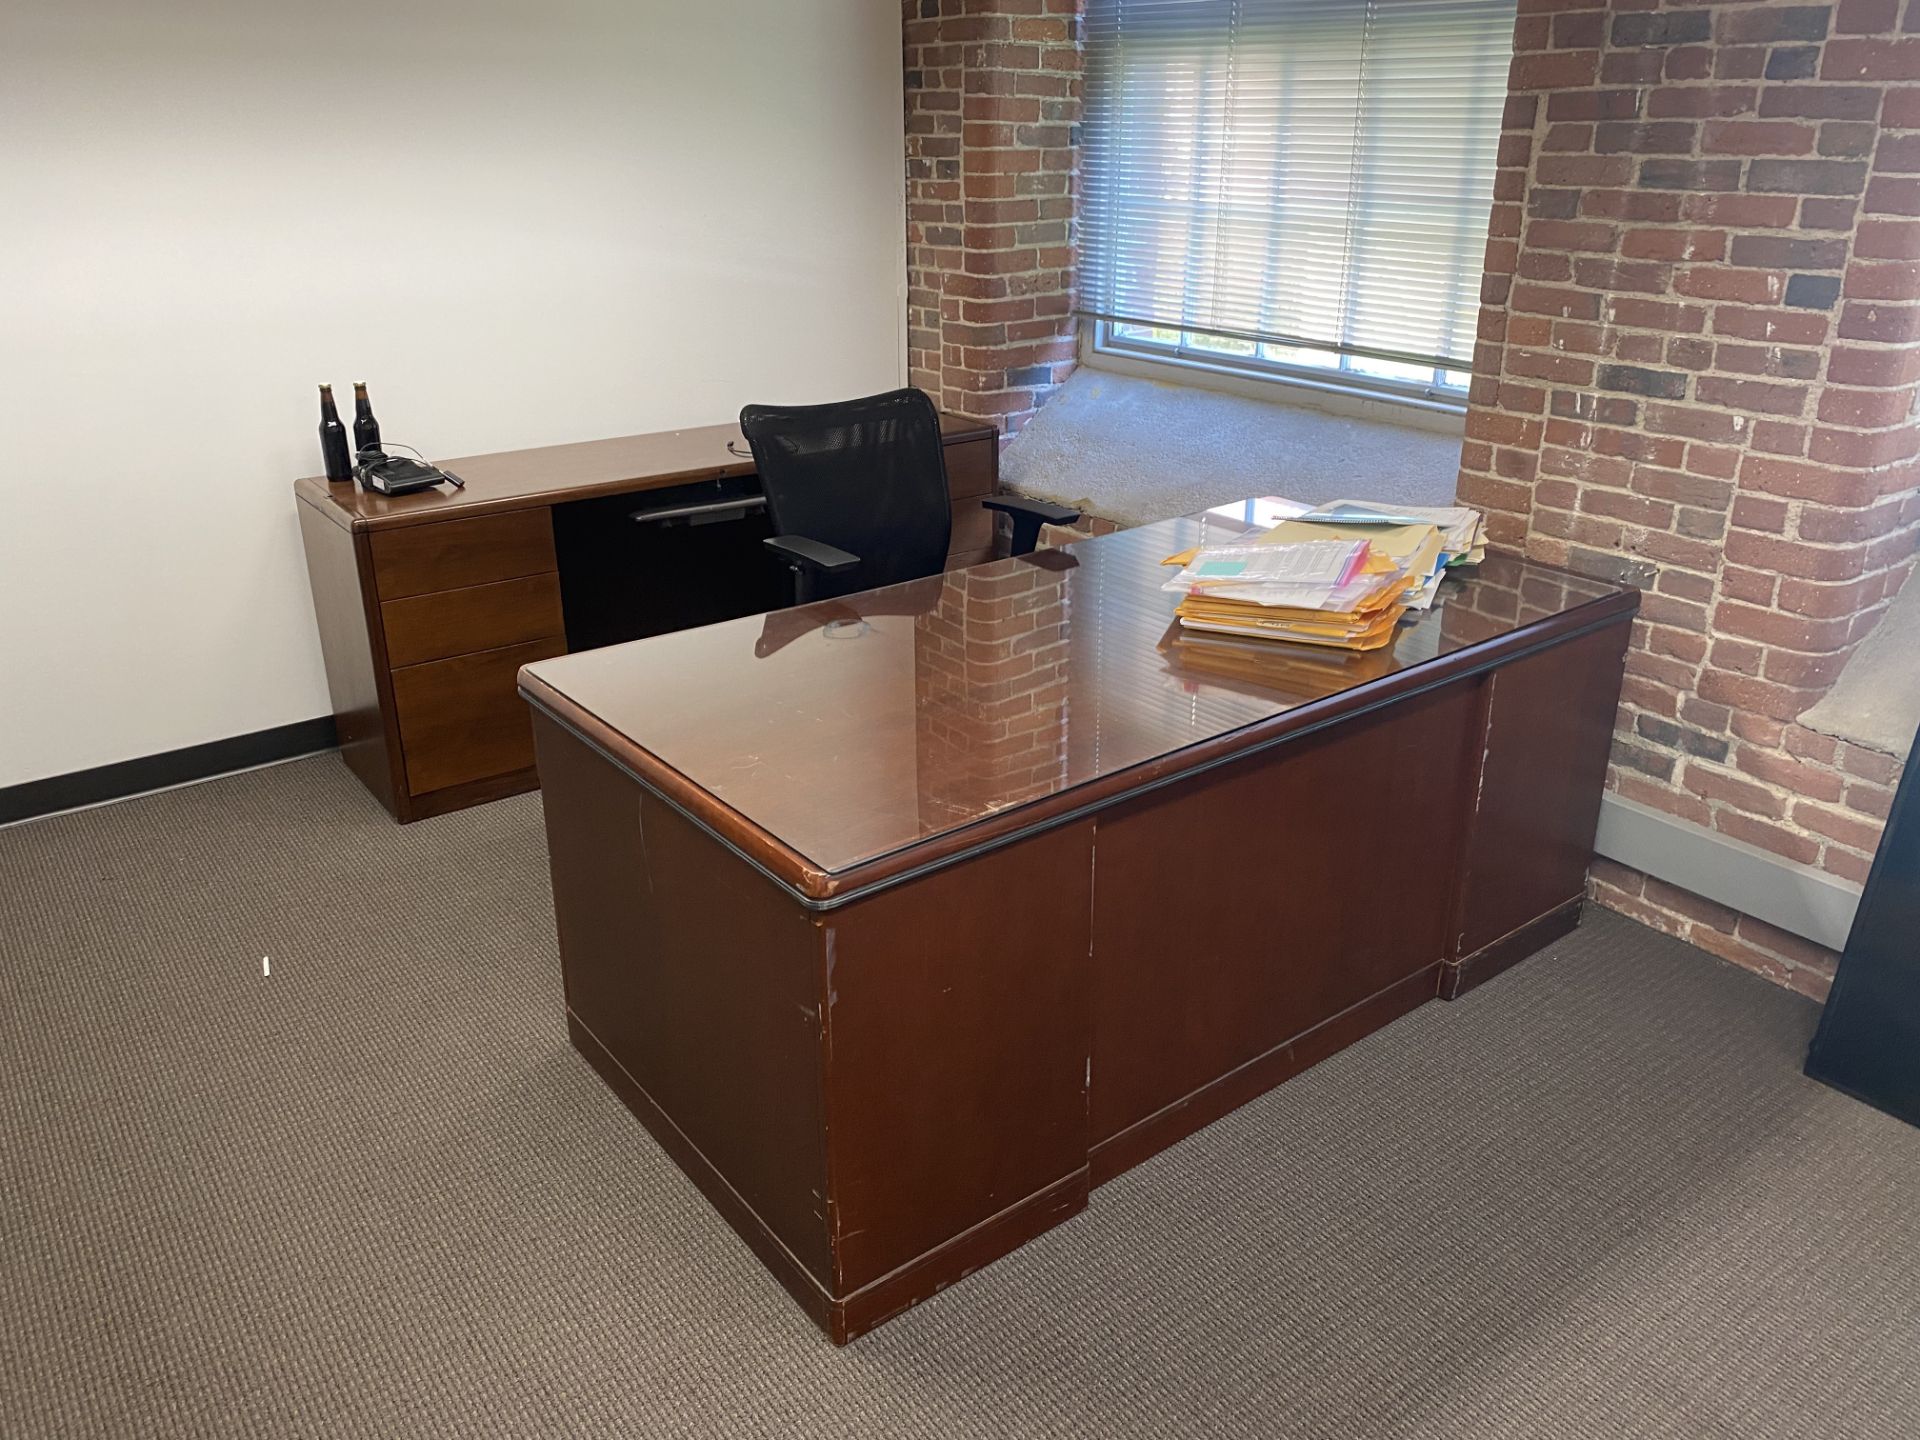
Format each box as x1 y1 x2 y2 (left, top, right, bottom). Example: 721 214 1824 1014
355 442 465 497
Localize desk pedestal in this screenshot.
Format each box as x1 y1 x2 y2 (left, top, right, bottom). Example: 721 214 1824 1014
529 610 1629 1343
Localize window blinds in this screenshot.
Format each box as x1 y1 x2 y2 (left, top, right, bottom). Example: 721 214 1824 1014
1079 0 1516 371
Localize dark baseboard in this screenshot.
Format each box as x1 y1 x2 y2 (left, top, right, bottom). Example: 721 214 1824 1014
0 716 338 827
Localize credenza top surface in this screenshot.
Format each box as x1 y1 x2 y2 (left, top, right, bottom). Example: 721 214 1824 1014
294 411 998 532
519 502 1636 897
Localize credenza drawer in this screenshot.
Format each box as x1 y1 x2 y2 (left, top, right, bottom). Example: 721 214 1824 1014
371 509 557 601
944 437 997 499
391 638 566 796
949 495 994 557
381 573 565 669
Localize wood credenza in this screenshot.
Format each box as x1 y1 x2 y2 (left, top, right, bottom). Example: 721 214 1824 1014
294 414 1000 823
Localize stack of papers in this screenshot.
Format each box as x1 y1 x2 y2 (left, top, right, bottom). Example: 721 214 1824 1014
1161 538 1372 604
1294 501 1487 607
1163 539 1413 651
1160 623 1402 701
1161 498 1486 650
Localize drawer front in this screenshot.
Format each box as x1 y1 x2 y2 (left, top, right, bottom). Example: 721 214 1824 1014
949 496 995 556
943 436 997 500
392 638 566 796
381 573 565 669
945 546 996 572
370 509 557 601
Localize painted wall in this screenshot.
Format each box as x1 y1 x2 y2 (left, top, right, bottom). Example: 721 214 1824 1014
0 0 906 788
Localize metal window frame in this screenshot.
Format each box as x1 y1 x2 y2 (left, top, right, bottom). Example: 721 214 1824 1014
1091 321 1470 416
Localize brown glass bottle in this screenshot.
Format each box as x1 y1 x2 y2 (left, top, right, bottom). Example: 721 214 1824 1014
352 382 384 461
318 384 352 482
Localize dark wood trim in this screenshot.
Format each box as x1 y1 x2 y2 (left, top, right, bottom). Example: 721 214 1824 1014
1439 896 1585 1000
406 767 542 821
519 598 1640 910
830 1168 1088 1343
0 717 337 827
1087 965 1440 1188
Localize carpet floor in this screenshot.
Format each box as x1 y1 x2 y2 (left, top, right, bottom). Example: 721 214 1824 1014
3 755 1917 1439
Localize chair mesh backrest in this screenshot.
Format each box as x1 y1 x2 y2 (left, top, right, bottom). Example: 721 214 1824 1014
740 388 953 599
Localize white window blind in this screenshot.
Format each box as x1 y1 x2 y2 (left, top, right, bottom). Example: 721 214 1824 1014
1080 0 1516 372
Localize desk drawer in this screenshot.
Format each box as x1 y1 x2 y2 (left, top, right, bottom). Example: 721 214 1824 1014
371 509 557 600
381 573 564 669
944 437 997 500
392 638 566 796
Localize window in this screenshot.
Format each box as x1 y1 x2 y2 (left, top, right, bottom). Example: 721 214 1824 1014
1080 0 1516 400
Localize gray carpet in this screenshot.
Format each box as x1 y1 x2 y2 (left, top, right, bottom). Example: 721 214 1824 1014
4 756 1917 1439
1004 369 1466 527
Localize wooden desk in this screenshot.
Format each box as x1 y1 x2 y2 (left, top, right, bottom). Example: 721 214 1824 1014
517 508 1637 1343
294 414 998 821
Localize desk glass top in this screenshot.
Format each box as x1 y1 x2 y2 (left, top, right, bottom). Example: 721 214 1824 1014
521 505 1625 876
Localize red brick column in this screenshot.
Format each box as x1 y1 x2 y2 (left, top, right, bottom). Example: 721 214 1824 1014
1459 0 1920 996
903 0 1082 437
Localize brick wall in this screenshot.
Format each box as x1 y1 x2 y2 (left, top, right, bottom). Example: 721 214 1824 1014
1460 0 1920 997
903 0 1082 437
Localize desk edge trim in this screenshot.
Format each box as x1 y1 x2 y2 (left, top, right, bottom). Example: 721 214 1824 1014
519 591 1639 911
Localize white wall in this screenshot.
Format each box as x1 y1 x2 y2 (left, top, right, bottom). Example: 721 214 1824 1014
0 0 906 789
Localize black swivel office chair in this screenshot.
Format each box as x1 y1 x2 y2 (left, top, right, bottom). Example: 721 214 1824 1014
739 388 1079 605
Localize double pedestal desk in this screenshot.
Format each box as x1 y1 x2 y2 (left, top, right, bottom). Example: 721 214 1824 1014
517 508 1636 1342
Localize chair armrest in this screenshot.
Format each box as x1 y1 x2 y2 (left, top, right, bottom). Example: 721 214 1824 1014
763 535 861 575
982 494 1082 556
982 494 1081 525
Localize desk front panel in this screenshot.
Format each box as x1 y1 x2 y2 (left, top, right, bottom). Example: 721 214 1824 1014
1451 621 1629 963
817 820 1094 1295
535 707 1094 1334
1088 679 1480 1153
534 713 836 1294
